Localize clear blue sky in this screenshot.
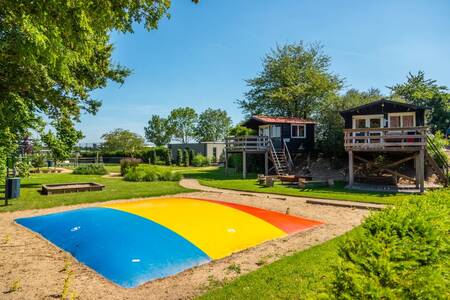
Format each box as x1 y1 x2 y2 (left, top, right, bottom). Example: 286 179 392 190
79 0 450 142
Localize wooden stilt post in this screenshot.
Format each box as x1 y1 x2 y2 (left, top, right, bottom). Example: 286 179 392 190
419 148 425 193
415 153 420 188
242 151 247 179
348 150 354 187
224 148 228 175
264 151 269 176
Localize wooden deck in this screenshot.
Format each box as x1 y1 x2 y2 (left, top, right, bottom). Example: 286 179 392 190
344 126 427 152
225 136 270 153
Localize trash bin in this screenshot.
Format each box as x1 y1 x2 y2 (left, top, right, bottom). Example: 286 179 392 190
47 160 54 168
5 177 20 199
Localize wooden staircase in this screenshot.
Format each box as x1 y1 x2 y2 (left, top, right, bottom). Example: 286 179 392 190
426 135 449 186
268 139 294 176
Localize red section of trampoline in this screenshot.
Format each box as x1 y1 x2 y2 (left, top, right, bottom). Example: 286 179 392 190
203 199 323 234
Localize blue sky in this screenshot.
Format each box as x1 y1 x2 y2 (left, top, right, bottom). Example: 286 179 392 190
79 0 450 142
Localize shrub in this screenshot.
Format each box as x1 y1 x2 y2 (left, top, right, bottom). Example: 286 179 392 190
183 149 190 167
124 165 182 182
330 190 450 299
16 157 32 177
31 153 46 169
192 154 210 167
164 149 171 166
176 149 183 166
73 164 108 175
120 158 141 176
189 149 195 163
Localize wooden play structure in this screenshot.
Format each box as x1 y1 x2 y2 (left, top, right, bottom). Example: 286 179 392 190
340 99 449 192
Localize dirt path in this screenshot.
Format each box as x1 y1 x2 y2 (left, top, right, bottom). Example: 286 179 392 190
0 188 372 299
179 178 386 210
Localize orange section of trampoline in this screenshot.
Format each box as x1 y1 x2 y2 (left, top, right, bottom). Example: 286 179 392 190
202 199 323 234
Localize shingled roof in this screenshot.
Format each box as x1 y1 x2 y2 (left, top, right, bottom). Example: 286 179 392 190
251 115 316 124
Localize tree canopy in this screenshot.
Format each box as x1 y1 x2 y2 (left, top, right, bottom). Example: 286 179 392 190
144 115 173 146
389 71 450 133
195 109 232 142
101 129 145 155
168 107 198 143
238 42 343 119
0 0 195 164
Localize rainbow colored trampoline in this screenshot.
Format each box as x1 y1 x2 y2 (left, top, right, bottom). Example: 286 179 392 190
16 197 322 288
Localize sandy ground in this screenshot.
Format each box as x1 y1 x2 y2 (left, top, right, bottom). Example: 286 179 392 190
0 181 372 299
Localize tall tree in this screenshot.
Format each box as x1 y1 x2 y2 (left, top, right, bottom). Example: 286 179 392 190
101 129 145 155
238 42 343 119
168 107 198 143
389 71 450 133
144 115 173 146
317 88 383 156
41 112 84 163
195 109 232 141
0 0 196 167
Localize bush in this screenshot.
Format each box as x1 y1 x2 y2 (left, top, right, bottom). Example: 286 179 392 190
124 165 182 182
120 158 141 176
73 164 108 175
16 158 32 177
189 149 195 163
31 153 46 169
330 190 450 299
183 149 190 167
164 149 171 166
176 149 183 166
192 154 210 167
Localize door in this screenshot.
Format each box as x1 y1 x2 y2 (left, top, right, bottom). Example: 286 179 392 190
270 125 282 149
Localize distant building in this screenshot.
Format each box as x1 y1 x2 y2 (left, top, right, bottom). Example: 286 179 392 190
168 142 226 162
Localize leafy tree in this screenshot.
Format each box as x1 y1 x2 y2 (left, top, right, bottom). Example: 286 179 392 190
101 129 145 156
195 108 232 141
229 125 256 137
0 0 197 173
41 112 84 163
389 71 450 133
144 115 173 146
238 42 343 119
168 107 198 143
317 88 383 156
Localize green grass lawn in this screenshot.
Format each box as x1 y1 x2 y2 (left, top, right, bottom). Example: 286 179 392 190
182 167 407 205
199 229 354 299
0 171 194 213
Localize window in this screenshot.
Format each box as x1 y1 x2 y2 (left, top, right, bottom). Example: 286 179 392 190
270 125 281 138
388 113 415 128
291 124 306 138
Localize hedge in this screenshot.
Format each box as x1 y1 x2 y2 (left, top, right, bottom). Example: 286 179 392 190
124 165 182 182
73 164 108 175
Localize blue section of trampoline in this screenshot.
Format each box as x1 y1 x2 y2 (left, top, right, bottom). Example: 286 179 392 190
16 207 210 288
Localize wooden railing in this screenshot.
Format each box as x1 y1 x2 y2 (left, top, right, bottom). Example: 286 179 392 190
283 138 294 172
225 136 270 152
344 127 427 150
